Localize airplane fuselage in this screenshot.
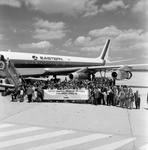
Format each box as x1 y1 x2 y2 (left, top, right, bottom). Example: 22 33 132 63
0 51 105 68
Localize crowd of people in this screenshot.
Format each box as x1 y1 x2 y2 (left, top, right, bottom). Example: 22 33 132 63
89 83 141 109
9 77 141 109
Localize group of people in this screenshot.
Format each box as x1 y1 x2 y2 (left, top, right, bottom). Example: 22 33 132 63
11 83 44 103
89 84 141 109
9 77 141 109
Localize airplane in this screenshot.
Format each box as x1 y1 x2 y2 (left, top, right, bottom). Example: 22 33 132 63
0 39 147 90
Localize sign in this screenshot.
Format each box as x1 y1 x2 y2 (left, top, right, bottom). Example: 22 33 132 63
44 89 89 100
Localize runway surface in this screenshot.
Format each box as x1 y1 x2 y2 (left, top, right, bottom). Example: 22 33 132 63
0 87 148 150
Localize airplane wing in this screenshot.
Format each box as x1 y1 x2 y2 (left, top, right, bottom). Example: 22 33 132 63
17 63 148 81
87 63 148 80
65 63 148 80
88 63 148 72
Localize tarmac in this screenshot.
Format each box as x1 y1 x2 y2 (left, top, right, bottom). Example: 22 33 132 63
0 87 148 150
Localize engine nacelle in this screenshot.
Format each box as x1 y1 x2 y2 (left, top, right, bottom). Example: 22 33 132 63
111 70 132 80
69 72 89 80
69 72 95 80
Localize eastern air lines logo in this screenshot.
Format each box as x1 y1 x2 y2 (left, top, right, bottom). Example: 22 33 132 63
32 55 38 60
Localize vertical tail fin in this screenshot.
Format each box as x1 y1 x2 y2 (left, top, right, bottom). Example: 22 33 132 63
99 39 110 60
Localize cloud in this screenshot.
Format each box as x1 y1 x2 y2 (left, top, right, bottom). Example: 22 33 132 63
18 41 53 49
33 18 67 40
88 26 147 45
55 49 79 56
81 46 102 52
115 29 145 44
131 0 148 15
0 0 21 7
33 29 66 40
128 42 148 51
99 0 129 12
82 0 98 17
88 25 121 37
74 36 91 46
34 20 65 30
72 26 148 62
69 51 79 55
25 0 99 17
63 38 73 47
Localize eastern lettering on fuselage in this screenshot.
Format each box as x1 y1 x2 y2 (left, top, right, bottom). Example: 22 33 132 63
40 56 63 61
32 55 63 61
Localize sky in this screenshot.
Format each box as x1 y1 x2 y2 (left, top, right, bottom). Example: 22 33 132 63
0 0 148 64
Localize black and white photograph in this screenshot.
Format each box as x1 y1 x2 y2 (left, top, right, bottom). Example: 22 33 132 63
0 0 148 150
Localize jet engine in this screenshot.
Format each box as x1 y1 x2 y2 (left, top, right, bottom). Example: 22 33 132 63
69 72 95 80
111 70 132 80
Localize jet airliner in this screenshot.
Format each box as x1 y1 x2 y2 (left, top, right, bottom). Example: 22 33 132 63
0 39 147 90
